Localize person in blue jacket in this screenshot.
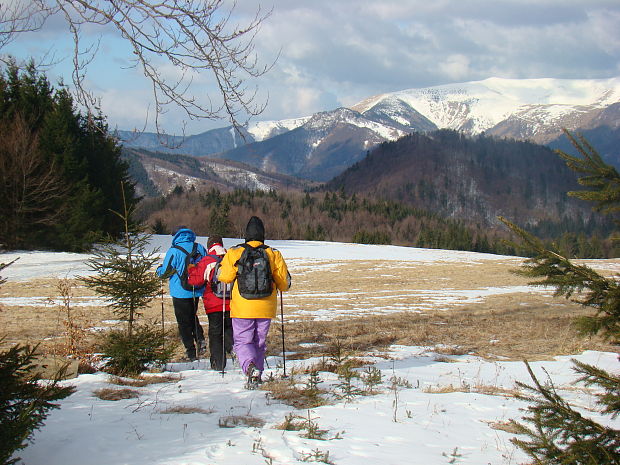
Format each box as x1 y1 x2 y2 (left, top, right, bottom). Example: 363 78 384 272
156 227 207 361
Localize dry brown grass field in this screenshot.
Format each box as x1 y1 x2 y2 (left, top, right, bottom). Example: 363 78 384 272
1 256 618 363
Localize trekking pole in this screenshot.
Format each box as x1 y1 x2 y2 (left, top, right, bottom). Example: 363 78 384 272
160 281 165 349
279 290 287 378
193 285 200 362
221 291 226 377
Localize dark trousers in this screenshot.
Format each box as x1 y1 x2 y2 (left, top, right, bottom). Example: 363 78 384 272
207 311 233 370
172 297 205 358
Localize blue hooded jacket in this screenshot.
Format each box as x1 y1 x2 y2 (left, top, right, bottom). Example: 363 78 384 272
156 228 207 298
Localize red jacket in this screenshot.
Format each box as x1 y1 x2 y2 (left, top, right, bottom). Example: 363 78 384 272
187 244 231 314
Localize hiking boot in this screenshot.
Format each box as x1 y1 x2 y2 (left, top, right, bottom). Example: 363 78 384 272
210 358 224 371
186 349 197 362
245 363 261 390
197 340 207 356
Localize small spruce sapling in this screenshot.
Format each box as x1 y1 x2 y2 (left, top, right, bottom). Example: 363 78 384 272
82 185 173 375
305 370 322 392
301 410 328 440
361 366 383 394
300 448 335 464
82 186 161 336
0 259 75 465
335 365 362 402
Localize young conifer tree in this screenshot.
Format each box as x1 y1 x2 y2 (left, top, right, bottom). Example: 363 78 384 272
82 185 173 375
500 131 620 464
0 260 75 465
82 186 161 336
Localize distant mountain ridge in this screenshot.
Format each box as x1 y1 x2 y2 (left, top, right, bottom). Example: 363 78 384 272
352 77 620 139
119 76 620 183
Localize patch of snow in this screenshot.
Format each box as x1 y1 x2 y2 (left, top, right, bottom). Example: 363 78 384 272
1 238 523 282
203 162 272 191
0 296 109 307
247 116 311 141
229 126 237 149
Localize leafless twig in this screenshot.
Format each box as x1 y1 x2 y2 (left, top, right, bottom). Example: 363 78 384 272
0 1 274 141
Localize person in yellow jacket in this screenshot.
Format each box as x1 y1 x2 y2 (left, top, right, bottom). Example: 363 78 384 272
218 216 291 388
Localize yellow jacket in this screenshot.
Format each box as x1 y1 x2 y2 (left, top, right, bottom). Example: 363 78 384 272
218 241 291 318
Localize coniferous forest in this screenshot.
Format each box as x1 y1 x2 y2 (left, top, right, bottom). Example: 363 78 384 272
0 63 137 251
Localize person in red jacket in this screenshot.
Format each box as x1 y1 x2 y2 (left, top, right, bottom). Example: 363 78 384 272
187 235 233 370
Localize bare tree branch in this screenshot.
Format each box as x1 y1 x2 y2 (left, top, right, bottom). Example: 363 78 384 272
0 113 68 249
0 0 274 140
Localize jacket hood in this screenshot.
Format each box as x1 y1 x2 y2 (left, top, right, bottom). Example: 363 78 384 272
172 228 196 245
208 244 226 255
244 216 265 243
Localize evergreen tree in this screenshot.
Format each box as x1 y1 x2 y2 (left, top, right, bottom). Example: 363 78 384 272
151 218 168 235
0 259 75 465
82 187 161 336
0 344 76 465
0 62 136 251
500 131 620 463
81 186 173 375
208 200 232 236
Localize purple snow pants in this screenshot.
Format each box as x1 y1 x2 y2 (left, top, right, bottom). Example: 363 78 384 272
232 318 272 374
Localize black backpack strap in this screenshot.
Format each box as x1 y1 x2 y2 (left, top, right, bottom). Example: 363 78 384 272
172 243 198 255
236 243 269 251
171 243 200 290
172 244 189 255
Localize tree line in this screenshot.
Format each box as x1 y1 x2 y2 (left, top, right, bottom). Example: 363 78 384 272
137 185 618 258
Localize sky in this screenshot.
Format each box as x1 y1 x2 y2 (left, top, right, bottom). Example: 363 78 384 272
2 1 620 136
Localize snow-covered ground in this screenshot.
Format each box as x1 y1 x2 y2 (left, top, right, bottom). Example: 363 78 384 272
1 237 518 282
3 238 619 465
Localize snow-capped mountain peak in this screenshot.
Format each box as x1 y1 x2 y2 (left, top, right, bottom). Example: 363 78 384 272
353 76 620 138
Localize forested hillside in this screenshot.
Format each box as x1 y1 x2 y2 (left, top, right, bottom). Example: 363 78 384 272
122 147 313 198
326 130 594 228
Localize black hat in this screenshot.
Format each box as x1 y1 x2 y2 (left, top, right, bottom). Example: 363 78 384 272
245 216 265 242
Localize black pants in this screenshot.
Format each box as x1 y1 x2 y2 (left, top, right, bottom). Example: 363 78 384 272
207 311 233 370
172 297 205 358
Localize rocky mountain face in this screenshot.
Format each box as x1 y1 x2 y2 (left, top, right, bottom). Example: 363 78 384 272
119 76 620 184
220 108 407 181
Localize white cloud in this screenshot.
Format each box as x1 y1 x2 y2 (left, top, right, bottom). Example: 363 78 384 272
588 9 620 54
440 54 471 80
